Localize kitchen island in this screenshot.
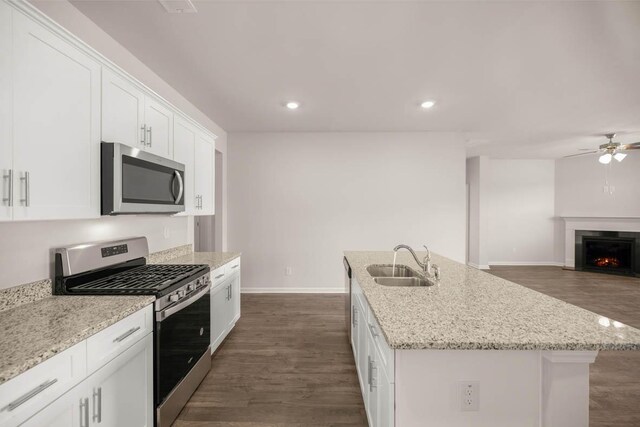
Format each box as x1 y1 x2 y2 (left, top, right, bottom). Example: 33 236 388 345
344 251 640 427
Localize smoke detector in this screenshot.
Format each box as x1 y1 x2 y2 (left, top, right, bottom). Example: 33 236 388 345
159 0 197 14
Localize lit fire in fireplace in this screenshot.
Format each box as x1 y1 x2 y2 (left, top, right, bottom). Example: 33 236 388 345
593 257 621 268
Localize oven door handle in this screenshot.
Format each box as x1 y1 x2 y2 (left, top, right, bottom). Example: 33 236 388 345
156 284 210 322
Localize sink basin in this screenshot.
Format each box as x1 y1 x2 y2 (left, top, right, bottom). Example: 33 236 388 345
366 264 422 278
374 277 435 287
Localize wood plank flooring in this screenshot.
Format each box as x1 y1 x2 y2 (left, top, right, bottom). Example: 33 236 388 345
488 267 640 427
174 294 368 426
175 267 639 426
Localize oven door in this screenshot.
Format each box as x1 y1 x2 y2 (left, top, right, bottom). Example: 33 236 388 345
101 142 185 215
155 285 211 407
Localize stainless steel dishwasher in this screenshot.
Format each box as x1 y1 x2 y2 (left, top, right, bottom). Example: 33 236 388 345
344 257 352 341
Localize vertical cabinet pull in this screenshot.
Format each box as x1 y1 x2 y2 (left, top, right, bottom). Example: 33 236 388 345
92 387 102 423
2 169 12 206
79 397 89 427
368 357 377 392
20 171 29 207
140 124 147 146
352 306 357 327
147 126 152 147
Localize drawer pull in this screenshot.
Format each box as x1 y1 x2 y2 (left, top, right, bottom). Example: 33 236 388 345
369 324 379 338
113 326 141 343
1 378 58 412
215 273 225 279
231 264 239 269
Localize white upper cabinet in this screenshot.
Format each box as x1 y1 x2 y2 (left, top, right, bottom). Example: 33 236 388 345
173 116 196 215
0 1 12 221
101 68 145 149
11 9 100 221
143 97 173 158
102 68 174 158
194 132 215 215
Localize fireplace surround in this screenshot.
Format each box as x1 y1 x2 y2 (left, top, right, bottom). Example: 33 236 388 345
575 230 640 277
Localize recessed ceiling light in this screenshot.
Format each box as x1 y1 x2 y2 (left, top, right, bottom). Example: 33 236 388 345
420 100 436 109
286 101 300 110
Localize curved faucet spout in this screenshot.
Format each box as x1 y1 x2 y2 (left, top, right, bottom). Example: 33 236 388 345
393 244 427 271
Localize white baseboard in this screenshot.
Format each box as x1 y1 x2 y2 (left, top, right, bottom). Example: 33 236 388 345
241 287 346 294
467 262 491 270
488 261 565 267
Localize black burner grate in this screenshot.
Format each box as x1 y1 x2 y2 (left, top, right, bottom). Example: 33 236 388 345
68 264 207 294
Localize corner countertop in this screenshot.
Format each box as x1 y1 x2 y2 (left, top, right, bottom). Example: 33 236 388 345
344 251 640 351
159 251 241 271
0 295 154 385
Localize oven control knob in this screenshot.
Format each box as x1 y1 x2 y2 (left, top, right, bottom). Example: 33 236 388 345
187 284 194 292
169 294 179 303
178 290 186 298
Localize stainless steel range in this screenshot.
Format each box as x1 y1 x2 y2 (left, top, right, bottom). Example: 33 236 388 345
53 237 211 427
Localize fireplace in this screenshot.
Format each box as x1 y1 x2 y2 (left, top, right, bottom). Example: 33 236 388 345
575 230 640 277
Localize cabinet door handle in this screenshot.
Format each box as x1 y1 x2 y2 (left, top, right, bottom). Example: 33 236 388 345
140 124 147 146
79 397 89 427
2 169 12 207
147 126 152 147
231 264 239 269
370 359 377 391
214 273 225 279
352 305 357 327
1 378 58 412
92 387 102 423
367 356 372 386
113 326 141 343
369 324 379 338
20 171 29 207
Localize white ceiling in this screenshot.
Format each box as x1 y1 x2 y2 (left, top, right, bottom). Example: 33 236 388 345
68 0 640 158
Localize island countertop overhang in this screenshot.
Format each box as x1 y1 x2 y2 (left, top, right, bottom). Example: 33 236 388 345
344 250 640 351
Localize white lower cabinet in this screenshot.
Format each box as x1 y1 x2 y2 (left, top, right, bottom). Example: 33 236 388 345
2 306 154 427
352 279 394 427
210 259 241 354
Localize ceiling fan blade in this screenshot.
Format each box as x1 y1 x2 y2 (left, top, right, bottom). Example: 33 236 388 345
563 151 598 158
620 142 640 150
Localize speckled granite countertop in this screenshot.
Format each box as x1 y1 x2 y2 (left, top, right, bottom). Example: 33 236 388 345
159 252 241 270
0 295 154 385
344 251 640 351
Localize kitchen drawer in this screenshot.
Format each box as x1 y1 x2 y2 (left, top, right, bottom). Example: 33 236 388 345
212 267 226 286
0 341 86 427
86 304 153 375
367 312 395 382
225 257 241 275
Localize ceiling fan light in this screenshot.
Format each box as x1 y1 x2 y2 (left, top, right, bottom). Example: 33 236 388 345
614 152 627 162
598 153 612 164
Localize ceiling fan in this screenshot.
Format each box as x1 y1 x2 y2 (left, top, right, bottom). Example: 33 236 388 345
564 133 640 164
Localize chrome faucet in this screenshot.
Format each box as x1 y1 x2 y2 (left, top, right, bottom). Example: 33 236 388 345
393 244 440 280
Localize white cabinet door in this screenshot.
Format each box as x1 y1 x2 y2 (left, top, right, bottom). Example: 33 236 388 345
0 1 12 221
366 330 378 427
210 281 230 352
102 68 145 149
21 382 87 427
144 97 173 158
194 133 215 216
86 334 153 427
376 361 394 427
229 273 241 324
11 11 100 221
173 116 196 215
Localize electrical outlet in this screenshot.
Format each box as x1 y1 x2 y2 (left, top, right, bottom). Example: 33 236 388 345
285 267 293 276
460 381 479 411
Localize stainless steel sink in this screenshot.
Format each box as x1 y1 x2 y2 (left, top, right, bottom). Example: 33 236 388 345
366 264 422 278
374 277 435 287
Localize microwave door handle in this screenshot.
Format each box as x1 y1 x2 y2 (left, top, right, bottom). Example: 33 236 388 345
174 171 184 204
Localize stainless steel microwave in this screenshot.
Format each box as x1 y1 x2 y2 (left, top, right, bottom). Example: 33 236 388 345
101 142 185 215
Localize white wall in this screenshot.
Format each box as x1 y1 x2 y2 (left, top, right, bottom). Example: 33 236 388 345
487 159 556 265
466 156 490 269
0 1 228 290
0 216 189 289
555 154 640 218
228 132 466 292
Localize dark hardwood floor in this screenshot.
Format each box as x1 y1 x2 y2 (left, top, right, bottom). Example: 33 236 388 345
488 266 640 427
174 294 368 426
175 267 640 427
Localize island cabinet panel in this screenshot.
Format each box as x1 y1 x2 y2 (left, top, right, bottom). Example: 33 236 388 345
210 259 242 354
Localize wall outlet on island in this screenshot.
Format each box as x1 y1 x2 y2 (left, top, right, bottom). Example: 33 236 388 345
460 381 479 411
285 266 293 276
